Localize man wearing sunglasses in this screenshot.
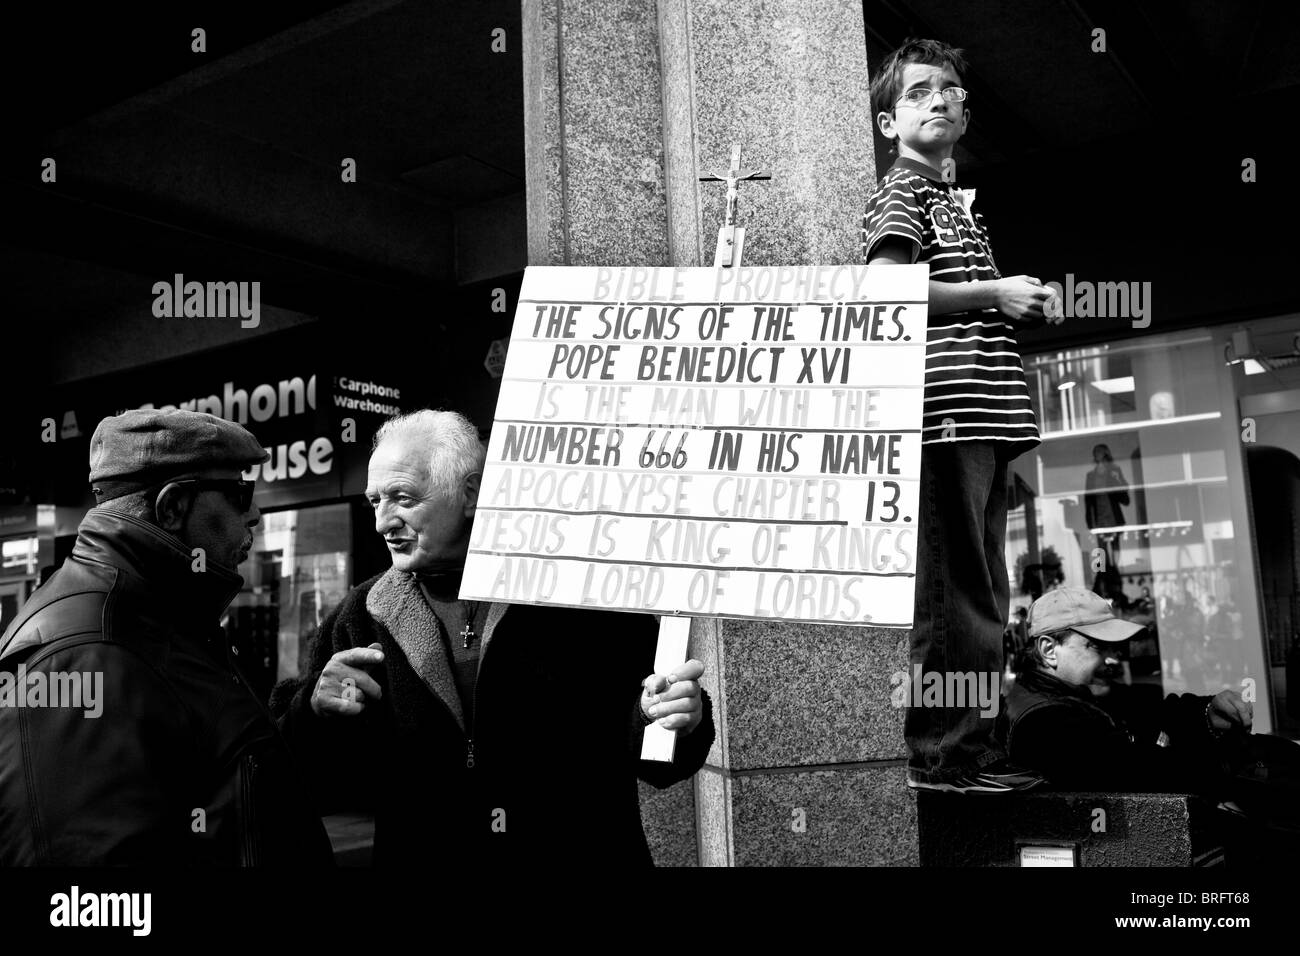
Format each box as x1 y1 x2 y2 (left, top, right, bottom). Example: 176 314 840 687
0 408 332 865
1002 586 1253 793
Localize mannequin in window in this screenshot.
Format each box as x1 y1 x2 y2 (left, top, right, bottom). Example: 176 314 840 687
1084 443 1130 570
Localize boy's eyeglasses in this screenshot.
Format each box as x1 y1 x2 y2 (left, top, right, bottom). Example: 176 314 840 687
166 478 257 513
896 86 967 107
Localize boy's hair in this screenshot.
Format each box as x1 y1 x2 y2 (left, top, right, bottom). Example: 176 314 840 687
870 37 969 127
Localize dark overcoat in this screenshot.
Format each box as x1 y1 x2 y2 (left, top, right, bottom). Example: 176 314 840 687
275 569 713 867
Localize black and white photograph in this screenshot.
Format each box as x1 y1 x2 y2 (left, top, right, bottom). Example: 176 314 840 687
1 0 1296 938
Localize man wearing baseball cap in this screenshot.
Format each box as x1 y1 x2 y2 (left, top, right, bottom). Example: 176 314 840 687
0 409 332 865
1000 586 1253 793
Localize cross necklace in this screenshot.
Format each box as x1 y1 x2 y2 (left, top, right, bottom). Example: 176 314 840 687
459 602 481 648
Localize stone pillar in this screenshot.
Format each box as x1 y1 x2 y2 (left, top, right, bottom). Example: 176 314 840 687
523 0 917 866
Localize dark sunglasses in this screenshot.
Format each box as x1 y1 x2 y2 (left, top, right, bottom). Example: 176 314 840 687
166 478 257 512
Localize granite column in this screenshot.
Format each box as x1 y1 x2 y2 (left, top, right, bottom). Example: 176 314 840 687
522 0 917 865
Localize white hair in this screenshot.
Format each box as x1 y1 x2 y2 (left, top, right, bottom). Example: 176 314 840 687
372 409 486 500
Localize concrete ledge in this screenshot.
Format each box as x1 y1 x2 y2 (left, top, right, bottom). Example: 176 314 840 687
696 764 918 866
917 791 1224 867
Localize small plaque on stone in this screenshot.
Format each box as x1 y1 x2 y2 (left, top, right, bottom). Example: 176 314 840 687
1018 843 1078 867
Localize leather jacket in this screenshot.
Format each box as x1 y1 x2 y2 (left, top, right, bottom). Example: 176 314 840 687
0 508 332 865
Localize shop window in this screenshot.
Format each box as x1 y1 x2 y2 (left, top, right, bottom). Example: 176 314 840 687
1233 316 1300 736
1009 331 1269 720
0 584 21 635
2 536 37 573
225 504 351 703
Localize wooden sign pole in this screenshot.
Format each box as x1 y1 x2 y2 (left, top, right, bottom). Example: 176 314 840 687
641 145 769 762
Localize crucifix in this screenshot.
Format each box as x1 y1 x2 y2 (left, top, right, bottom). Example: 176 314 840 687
460 600 481 649
641 145 770 765
698 144 770 268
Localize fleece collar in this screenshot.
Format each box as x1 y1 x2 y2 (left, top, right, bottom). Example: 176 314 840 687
364 568 508 732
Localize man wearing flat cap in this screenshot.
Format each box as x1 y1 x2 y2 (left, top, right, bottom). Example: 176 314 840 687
1000 586 1254 793
0 408 332 865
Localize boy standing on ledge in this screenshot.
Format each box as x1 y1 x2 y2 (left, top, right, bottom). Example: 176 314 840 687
862 38 1060 793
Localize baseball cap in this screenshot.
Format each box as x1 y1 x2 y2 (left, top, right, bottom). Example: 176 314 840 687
88 408 269 502
1027 586 1146 642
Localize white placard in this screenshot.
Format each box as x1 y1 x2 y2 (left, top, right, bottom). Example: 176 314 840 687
461 265 928 628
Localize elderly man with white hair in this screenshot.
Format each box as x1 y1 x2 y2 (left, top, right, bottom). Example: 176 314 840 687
276 409 713 867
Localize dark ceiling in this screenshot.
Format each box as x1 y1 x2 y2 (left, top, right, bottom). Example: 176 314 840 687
3 0 1296 392
3 0 526 381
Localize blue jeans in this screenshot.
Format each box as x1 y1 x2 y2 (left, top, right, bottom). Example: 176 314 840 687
905 441 1011 781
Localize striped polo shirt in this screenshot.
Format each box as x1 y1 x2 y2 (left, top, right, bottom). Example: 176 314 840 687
861 157 1040 457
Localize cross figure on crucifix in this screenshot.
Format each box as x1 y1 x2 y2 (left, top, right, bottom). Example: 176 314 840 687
699 144 770 268
460 622 475 649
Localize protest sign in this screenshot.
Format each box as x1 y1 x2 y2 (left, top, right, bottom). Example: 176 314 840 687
461 264 928 627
